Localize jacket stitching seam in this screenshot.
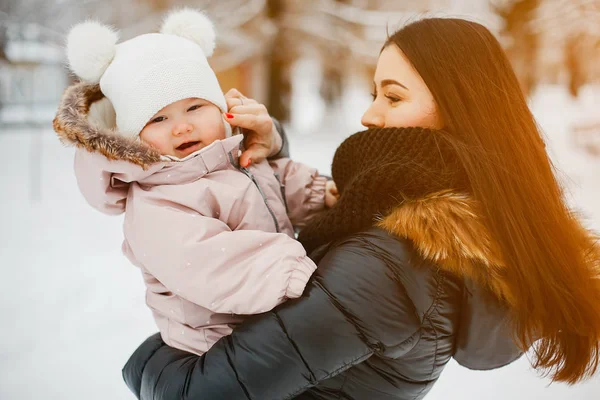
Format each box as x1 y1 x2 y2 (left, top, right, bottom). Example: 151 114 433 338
223 336 252 400
274 311 317 382
122 338 163 398
364 237 423 353
285 351 372 400
412 267 445 400
313 280 379 349
420 268 444 321
337 373 350 399
148 352 173 399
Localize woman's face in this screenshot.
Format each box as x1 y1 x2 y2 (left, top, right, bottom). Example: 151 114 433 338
361 45 442 129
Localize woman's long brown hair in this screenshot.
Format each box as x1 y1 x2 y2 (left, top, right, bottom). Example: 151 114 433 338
386 18 600 384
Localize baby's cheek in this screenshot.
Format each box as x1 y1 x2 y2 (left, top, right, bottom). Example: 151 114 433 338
140 134 169 154
210 120 227 140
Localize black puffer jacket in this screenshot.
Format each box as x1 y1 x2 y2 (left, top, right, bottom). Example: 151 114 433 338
123 218 521 399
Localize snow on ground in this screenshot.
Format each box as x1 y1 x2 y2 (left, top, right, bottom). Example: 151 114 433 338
0 76 599 399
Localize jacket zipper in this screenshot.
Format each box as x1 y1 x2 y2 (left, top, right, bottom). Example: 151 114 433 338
228 152 280 233
273 173 289 214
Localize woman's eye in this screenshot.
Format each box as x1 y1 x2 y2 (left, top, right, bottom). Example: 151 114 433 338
386 95 401 104
151 116 166 123
188 104 203 111
370 92 377 101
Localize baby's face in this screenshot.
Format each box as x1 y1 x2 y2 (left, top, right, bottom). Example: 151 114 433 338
139 98 226 158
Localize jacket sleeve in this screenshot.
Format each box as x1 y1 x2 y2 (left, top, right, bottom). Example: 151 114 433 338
124 231 423 400
126 199 316 315
268 118 289 159
268 118 327 227
269 157 328 228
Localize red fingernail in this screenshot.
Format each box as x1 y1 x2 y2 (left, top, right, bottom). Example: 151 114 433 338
225 113 234 119
245 158 252 167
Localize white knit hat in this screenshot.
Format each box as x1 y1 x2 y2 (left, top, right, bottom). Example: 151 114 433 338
66 8 228 138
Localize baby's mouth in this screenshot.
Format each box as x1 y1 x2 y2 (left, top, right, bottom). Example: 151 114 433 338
176 141 200 151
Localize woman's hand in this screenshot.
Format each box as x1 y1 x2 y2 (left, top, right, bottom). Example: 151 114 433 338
325 181 340 208
224 88 277 168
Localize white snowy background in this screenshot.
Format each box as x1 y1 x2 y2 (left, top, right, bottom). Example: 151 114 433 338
1 0 600 395
0 55 599 399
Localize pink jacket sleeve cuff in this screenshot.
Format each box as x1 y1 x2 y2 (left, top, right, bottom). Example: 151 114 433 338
305 175 328 212
285 256 317 298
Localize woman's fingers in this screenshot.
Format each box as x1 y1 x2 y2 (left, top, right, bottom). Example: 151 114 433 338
224 88 244 111
227 103 265 116
224 88 258 110
224 112 272 133
222 88 274 167
224 104 272 133
224 87 246 99
226 96 259 111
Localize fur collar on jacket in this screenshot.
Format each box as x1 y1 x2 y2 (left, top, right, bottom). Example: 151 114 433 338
378 190 510 304
53 82 162 169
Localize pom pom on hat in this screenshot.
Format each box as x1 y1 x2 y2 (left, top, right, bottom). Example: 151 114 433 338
66 20 119 83
160 8 216 57
64 9 226 137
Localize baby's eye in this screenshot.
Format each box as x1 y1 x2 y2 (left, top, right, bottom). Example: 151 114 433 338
188 104 203 111
151 116 166 123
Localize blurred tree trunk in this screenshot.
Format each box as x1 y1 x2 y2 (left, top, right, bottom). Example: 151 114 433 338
0 26 7 62
565 33 584 97
266 0 292 122
319 1 349 107
0 0 15 113
320 51 344 106
494 0 540 97
0 0 16 62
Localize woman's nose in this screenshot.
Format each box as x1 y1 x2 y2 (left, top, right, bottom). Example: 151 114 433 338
172 122 193 136
361 103 384 128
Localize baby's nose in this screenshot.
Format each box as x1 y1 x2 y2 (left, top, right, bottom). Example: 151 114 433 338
173 122 193 135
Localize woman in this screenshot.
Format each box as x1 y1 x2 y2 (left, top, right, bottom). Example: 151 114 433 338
121 18 600 399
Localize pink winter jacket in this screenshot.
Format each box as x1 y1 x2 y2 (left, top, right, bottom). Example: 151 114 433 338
53 83 327 355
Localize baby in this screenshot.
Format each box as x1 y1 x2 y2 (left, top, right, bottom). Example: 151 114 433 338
54 9 337 355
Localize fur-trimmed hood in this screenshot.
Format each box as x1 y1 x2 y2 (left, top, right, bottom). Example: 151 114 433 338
379 190 510 304
52 81 246 216
378 188 599 371
53 82 163 169
377 190 521 370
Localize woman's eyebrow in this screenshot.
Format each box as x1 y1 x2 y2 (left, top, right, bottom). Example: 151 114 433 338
380 79 409 91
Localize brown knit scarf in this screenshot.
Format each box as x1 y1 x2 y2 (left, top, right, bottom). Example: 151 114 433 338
298 127 471 253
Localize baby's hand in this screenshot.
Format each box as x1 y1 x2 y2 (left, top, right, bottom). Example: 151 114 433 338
325 181 340 208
